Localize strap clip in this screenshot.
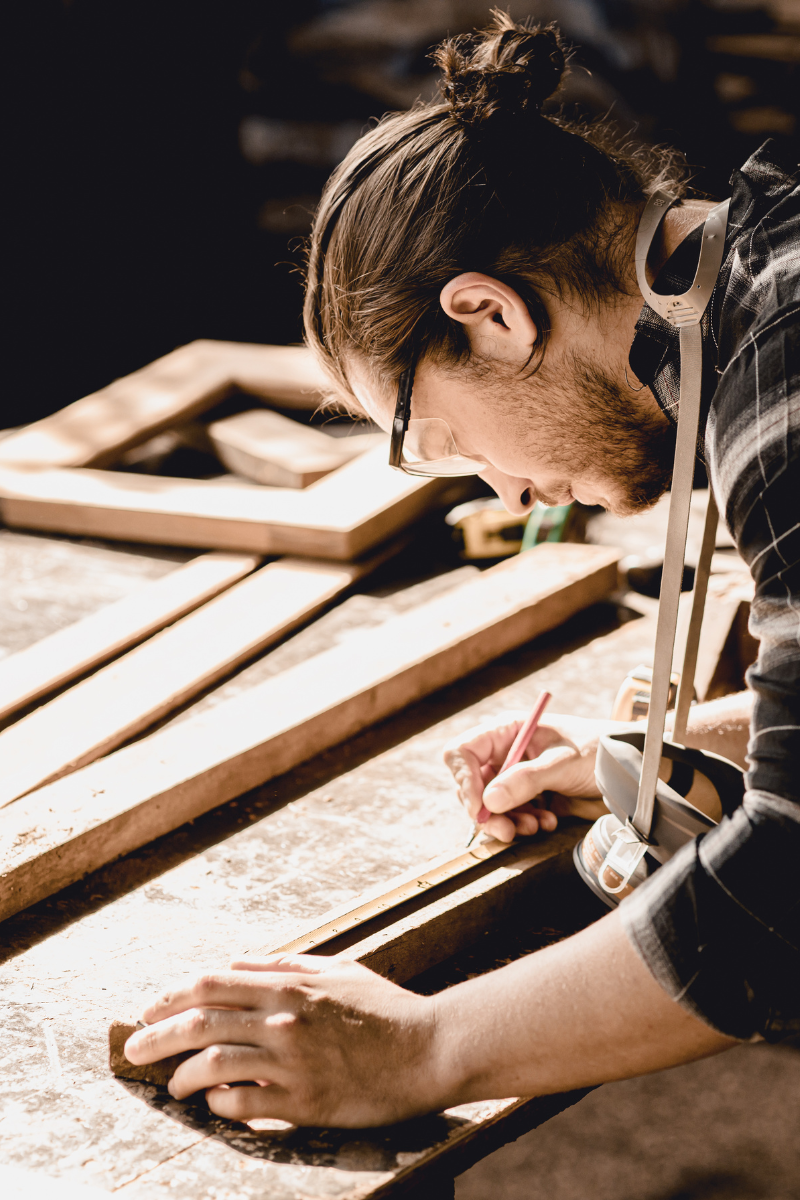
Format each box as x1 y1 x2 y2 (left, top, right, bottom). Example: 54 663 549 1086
598 820 651 896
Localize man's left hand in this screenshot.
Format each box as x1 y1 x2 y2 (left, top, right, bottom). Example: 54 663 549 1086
124 954 442 1127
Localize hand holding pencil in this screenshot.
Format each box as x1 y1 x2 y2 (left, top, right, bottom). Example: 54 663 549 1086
444 699 614 845
465 690 553 846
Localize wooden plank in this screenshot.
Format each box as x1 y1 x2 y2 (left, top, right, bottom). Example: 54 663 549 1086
0 551 260 725
258 836 516 956
0 543 618 920
0 341 330 469
109 829 584 1084
0 446 447 560
208 408 386 488
262 828 585 982
0 557 375 807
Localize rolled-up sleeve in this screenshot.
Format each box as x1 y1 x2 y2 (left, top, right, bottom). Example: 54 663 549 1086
620 789 800 1040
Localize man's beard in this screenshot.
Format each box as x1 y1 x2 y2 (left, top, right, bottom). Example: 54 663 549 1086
516 351 676 516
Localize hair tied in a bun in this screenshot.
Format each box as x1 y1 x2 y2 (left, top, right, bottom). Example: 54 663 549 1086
435 10 566 132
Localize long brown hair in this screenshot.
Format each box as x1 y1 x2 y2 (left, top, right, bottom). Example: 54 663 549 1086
304 11 686 405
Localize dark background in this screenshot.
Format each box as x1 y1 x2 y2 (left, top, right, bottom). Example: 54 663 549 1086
7 0 800 430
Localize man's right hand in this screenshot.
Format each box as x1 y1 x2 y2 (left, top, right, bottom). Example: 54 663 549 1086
443 713 631 843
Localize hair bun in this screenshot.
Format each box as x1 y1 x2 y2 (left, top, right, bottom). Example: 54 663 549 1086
435 11 566 130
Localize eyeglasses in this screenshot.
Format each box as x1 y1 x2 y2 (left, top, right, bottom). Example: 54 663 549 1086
388 361 489 477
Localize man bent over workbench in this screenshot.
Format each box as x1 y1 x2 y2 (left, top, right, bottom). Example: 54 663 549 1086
124 12 800 1124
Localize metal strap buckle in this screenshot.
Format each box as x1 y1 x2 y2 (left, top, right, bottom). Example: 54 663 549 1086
598 820 650 896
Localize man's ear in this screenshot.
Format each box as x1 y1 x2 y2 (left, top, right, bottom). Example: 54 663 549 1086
440 272 538 363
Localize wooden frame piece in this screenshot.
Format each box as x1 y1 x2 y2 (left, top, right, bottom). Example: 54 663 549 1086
0 543 619 921
208 408 387 488
0 555 382 807
0 551 260 725
0 445 448 560
0 341 330 469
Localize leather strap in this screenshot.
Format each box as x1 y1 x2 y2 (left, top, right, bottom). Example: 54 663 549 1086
672 488 718 745
631 194 731 839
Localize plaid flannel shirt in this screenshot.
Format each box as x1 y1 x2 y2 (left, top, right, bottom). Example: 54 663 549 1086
621 141 800 1041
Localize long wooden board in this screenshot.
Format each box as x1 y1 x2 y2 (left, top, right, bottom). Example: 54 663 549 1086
0 543 618 920
0 557 376 807
0 551 260 725
0 341 330 469
109 827 584 1085
0 446 447 560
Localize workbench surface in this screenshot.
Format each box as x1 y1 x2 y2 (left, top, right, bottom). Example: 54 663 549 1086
0 527 658 1199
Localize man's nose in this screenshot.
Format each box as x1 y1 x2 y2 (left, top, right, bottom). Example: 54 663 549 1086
478 467 536 517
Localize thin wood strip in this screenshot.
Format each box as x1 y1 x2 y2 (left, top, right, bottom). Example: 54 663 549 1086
0 544 618 921
254 828 584 973
0 551 260 724
262 836 513 956
0 557 374 808
0 446 446 560
339 830 583 983
107 837 542 1085
0 341 330 469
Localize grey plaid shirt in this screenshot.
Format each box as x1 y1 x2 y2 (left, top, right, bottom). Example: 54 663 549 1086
621 141 800 1041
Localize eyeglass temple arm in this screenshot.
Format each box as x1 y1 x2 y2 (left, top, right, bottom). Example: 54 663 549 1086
389 365 415 470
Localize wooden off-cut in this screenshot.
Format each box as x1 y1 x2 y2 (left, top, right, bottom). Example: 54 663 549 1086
208 408 386 488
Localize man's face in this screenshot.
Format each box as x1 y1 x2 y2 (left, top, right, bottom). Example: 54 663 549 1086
349 345 674 517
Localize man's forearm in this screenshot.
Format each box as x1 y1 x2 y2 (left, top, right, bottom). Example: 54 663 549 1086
431 908 737 1105
667 690 751 769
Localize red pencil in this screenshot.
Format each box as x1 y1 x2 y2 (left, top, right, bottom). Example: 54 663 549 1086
467 690 552 846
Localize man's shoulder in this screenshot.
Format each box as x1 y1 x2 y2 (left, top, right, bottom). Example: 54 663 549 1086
717 142 800 356
731 139 800 214
708 144 800 480
707 291 800 491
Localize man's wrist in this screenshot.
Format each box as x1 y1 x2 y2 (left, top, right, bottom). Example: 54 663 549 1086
424 983 521 1108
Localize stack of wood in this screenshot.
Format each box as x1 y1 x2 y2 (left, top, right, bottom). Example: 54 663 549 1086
0 340 621 923
0 340 453 558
